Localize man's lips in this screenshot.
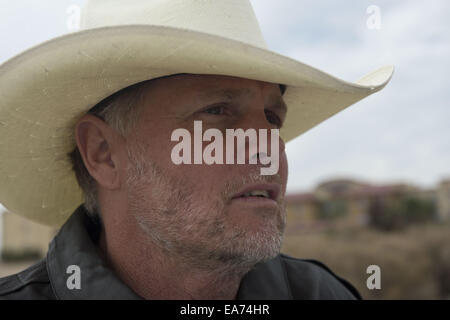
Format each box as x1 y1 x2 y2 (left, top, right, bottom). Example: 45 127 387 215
231 183 281 202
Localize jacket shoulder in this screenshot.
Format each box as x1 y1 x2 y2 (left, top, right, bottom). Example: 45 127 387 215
279 254 362 300
0 259 56 300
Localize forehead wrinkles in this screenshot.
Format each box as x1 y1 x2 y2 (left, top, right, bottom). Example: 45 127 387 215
198 87 253 101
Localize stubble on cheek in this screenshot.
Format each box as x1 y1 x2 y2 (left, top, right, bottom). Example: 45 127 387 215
124 140 286 269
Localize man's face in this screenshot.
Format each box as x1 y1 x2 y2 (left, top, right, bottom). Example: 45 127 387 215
121 74 288 270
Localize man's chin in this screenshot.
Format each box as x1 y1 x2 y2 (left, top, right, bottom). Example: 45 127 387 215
216 242 282 271
225 203 285 238
223 203 286 262
207 223 284 270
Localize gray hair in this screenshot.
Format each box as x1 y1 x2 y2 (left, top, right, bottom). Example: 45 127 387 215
68 80 152 221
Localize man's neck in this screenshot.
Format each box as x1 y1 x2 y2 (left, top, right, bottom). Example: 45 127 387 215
98 225 249 299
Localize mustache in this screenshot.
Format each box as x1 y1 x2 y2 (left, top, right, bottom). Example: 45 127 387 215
220 170 284 203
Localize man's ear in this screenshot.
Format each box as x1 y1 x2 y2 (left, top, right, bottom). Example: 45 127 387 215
75 114 123 190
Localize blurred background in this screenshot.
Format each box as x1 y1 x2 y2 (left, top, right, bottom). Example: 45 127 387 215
1 0 449 299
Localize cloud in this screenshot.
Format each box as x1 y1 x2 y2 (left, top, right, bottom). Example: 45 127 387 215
249 0 450 191
0 0 85 64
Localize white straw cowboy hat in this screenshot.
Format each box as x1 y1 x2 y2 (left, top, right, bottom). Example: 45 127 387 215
0 0 393 227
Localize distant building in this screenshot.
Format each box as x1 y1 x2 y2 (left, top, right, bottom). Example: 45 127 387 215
286 178 448 233
0 209 56 261
437 179 450 221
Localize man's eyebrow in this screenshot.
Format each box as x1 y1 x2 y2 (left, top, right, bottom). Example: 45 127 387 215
199 88 253 100
200 88 288 112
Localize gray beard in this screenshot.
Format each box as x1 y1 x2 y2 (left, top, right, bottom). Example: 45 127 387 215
125 141 286 274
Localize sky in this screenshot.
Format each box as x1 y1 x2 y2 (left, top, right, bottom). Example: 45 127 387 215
0 0 449 201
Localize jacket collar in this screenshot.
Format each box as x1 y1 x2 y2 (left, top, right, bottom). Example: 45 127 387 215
237 256 292 299
46 205 291 299
46 205 142 299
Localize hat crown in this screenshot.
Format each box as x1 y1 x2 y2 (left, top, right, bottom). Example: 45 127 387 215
81 0 267 48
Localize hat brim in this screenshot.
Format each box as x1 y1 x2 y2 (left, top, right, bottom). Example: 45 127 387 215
0 25 393 226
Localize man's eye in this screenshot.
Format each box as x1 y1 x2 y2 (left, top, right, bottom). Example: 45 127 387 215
265 110 282 128
203 104 226 115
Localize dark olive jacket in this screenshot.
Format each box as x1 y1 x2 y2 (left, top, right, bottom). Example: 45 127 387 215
0 205 361 300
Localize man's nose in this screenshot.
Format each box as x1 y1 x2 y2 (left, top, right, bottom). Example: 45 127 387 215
239 111 286 162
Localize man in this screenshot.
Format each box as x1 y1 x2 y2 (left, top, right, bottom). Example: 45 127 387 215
0 0 392 299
